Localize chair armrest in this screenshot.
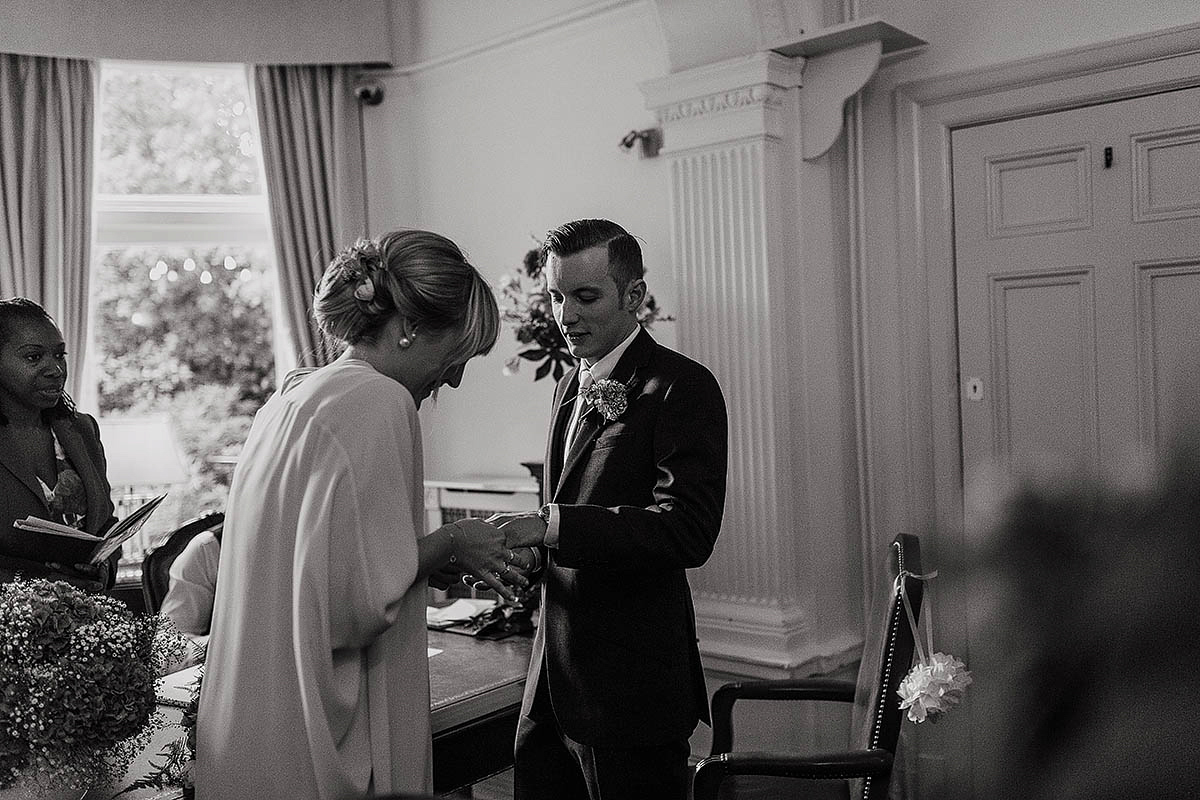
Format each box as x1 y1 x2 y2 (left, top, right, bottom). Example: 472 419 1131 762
693 748 893 800
710 678 856 754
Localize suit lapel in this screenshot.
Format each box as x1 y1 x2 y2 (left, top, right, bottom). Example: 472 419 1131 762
552 329 655 500
51 417 109 536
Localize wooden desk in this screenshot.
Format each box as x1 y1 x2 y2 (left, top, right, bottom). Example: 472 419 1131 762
429 630 531 793
88 631 531 799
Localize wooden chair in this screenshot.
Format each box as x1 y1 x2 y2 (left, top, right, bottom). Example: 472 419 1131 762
693 533 924 800
140 510 224 614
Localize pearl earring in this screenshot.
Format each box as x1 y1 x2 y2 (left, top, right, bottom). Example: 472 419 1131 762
399 336 412 348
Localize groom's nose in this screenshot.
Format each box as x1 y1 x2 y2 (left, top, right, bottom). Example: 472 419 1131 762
558 299 580 326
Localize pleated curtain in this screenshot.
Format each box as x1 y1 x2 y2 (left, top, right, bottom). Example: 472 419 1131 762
251 64 366 368
0 54 95 400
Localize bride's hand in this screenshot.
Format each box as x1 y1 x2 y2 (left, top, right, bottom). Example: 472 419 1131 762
449 519 529 601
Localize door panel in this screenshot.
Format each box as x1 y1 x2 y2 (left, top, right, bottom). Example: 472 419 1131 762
951 85 1200 800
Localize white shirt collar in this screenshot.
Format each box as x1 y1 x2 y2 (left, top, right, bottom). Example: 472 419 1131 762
581 324 640 383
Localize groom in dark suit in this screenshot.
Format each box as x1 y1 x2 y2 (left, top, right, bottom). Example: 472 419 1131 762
497 219 728 800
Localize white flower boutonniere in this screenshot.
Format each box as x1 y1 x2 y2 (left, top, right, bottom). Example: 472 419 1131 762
581 378 630 422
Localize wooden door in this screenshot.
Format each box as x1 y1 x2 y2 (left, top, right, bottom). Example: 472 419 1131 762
950 86 1200 798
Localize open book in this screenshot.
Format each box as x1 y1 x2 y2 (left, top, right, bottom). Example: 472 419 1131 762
7 493 167 565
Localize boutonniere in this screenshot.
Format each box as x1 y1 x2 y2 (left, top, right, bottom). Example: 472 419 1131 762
581 377 633 422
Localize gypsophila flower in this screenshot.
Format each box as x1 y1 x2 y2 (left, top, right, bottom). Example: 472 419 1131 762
582 378 630 422
897 651 973 723
0 579 187 794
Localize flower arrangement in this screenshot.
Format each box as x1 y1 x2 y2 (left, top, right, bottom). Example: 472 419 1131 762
582 378 631 422
498 246 673 382
0 578 187 796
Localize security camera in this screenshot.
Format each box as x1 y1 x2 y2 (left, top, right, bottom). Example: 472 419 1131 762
354 82 384 106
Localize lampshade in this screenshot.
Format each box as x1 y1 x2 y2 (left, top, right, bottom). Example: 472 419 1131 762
97 415 190 487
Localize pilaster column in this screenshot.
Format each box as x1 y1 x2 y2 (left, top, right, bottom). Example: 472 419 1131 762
642 52 862 677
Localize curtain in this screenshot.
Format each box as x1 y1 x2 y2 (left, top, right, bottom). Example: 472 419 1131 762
251 64 366 368
0 53 95 400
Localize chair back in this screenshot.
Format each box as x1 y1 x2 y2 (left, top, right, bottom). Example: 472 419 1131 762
848 533 923 800
141 511 224 613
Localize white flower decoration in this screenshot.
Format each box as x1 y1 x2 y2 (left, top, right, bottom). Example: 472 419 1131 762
897 651 973 723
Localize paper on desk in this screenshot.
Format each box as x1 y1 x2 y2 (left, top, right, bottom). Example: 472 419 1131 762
156 664 203 707
426 598 496 628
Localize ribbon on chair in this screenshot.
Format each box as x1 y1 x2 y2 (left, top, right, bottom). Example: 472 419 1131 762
895 568 937 665
893 568 973 723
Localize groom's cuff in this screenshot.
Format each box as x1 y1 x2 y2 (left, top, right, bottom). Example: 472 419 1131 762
544 504 560 549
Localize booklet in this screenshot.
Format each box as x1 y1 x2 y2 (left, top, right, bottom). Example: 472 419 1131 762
8 493 167 565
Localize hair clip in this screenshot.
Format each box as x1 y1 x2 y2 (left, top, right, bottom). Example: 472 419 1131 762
354 278 375 302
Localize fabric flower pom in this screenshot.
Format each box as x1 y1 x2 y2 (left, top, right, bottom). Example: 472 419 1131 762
582 378 629 421
897 651 973 723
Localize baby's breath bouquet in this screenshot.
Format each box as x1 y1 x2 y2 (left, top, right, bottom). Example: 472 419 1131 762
499 246 673 382
0 579 187 797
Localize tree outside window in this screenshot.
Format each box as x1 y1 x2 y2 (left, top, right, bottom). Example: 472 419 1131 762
91 63 278 537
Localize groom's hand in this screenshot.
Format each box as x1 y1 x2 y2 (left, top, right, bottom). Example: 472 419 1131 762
490 511 547 548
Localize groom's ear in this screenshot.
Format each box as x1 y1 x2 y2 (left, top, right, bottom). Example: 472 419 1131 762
623 278 647 313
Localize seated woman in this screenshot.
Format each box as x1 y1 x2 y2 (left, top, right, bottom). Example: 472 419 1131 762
0 297 119 592
160 524 222 664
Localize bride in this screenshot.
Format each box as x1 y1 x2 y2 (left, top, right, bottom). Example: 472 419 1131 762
197 231 532 800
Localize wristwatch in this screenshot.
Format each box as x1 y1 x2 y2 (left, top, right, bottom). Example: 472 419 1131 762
536 504 552 525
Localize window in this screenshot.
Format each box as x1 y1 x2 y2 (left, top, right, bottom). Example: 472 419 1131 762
88 62 283 543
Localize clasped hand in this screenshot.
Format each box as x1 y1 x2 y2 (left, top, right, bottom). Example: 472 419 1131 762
431 518 539 602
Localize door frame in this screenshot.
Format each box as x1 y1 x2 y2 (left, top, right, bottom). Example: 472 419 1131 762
882 19 1200 799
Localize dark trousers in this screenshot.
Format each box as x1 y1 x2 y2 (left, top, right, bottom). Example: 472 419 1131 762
513 676 691 800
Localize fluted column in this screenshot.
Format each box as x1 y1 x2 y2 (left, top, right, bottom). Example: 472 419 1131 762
643 52 863 677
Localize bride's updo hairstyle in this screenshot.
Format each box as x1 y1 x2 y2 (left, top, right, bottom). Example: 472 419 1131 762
313 230 499 365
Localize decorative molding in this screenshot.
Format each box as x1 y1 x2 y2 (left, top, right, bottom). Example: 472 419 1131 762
893 19 1200 105
697 596 863 677
642 51 803 112
387 0 641 77
641 52 802 153
657 84 784 123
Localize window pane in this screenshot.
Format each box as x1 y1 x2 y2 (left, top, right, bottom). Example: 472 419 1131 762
93 245 276 524
96 65 262 195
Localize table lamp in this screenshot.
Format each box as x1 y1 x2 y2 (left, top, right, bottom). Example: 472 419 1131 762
97 415 190 559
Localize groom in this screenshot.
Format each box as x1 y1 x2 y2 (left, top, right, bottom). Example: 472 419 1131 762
497 219 728 800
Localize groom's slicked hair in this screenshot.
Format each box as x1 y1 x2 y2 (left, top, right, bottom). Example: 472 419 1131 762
542 219 644 291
